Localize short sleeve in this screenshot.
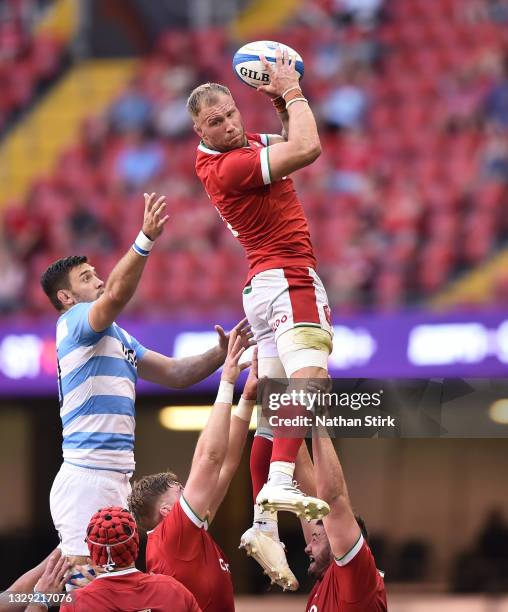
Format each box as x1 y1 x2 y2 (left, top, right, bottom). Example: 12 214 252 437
122 330 148 361
66 302 102 344
334 537 383 605
159 496 206 562
214 146 271 192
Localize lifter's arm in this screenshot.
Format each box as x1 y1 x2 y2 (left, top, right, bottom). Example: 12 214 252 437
312 434 362 559
208 347 258 522
294 441 318 546
87 192 168 332
182 329 250 522
257 47 321 180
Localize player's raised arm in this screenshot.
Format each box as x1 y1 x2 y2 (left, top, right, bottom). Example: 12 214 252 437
207 347 258 522
137 319 254 389
183 329 251 522
311 433 362 560
87 192 169 332
257 47 321 180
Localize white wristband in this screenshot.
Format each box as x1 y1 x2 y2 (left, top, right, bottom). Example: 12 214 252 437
132 231 154 257
216 380 234 405
285 97 308 110
233 397 256 422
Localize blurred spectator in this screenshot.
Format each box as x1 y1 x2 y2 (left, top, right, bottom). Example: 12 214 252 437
452 508 508 593
109 80 153 133
115 132 166 189
0 244 26 313
336 0 384 27
154 93 192 139
68 200 116 253
484 61 508 128
320 74 369 130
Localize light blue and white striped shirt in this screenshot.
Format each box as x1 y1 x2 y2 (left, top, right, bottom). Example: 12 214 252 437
56 302 147 472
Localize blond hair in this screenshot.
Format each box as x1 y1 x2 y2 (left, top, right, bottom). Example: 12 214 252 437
128 471 180 531
186 82 232 117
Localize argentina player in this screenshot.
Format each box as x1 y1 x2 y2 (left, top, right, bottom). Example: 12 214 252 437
40 192 253 583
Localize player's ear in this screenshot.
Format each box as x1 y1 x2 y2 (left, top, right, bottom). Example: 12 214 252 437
193 122 202 138
57 288 74 308
159 504 171 518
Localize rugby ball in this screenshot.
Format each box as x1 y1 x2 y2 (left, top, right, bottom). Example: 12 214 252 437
232 40 304 89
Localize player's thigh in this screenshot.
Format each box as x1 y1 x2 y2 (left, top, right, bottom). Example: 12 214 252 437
242 278 278 362
269 268 333 377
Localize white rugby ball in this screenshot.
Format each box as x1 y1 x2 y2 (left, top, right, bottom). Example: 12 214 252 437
232 40 304 89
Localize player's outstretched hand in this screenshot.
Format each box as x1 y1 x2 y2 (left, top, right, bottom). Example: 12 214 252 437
215 318 255 357
221 328 251 385
257 46 300 98
242 346 258 400
33 548 70 595
142 192 169 240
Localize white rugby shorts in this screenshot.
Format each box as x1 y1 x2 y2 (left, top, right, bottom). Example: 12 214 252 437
50 462 131 556
242 267 333 368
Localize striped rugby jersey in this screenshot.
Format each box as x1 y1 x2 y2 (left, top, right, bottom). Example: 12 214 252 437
56 302 147 472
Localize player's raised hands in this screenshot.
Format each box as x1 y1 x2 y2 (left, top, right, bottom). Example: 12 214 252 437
215 318 255 357
33 548 70 595
221 328 251 385
257 46 300 98
142 192 169 240
242 346 258 401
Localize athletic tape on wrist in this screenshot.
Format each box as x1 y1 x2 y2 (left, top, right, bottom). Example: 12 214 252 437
233 397 256 421
282 86 301 100
216 380 234 405
132 231 154 257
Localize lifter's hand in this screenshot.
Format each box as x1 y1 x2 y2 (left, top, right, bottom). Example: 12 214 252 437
142 192 169 240
257 47 300 99
215 318 254 358
33 549 70 595
242 346 258 401
221 328 251 385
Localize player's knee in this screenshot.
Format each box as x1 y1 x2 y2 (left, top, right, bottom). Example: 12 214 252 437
277 327 332 377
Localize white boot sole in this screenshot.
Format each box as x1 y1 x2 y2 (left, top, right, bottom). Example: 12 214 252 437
256 497 330 521
239 536 299 592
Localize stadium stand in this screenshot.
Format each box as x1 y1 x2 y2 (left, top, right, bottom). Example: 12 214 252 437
0 0 68 133
1 0 508 317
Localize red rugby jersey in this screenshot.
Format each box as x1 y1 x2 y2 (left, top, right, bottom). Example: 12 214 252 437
60 567 200 611
146 497 234 612
195 133 316 283
306 536 387 612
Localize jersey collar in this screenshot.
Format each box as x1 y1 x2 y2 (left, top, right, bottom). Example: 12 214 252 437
198 141 222 155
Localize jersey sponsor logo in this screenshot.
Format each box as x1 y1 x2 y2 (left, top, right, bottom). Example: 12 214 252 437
272 314 288 332
323 305 332 326
219 558 230 573
309 606 318 612
122 344 137 367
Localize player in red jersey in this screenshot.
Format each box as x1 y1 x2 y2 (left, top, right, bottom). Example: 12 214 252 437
296 433 388 611
188 47 333 590
128 327 257 612
59 506 200 612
